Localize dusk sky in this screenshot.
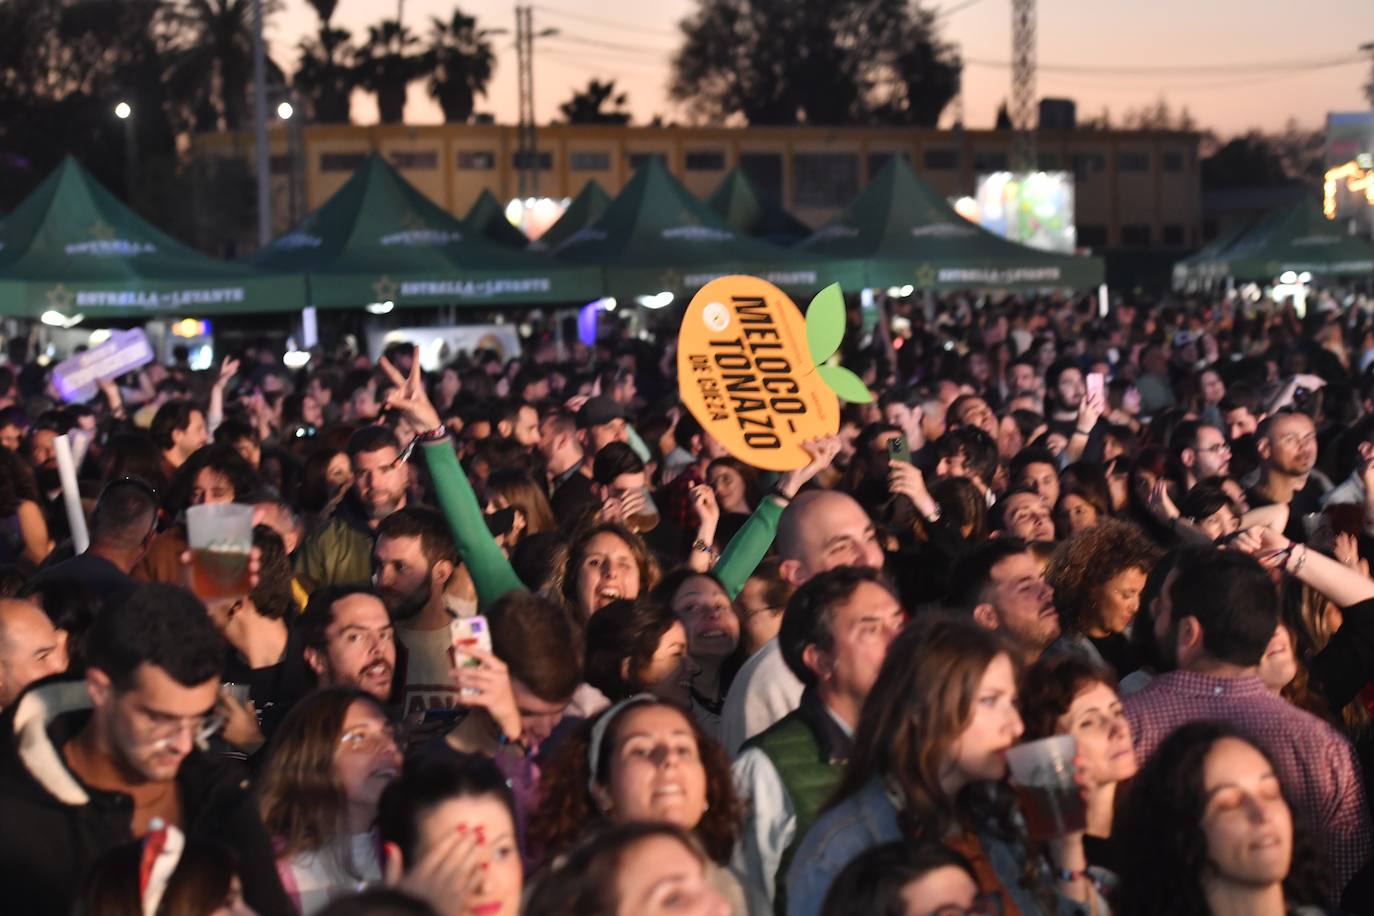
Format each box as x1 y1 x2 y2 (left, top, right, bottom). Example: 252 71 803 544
275 0 1373 136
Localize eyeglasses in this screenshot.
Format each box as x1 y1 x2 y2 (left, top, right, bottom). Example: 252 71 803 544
1196 442 1231 455
338 724 400 756
144 708 225 750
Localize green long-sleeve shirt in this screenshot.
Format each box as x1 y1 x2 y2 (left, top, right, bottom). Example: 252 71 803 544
420 438 783 609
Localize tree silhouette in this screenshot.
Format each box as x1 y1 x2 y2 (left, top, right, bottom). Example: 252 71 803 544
161 0 286 132
559 79 631 125
354 19 428 124
670 0 959 127
424 9 497 124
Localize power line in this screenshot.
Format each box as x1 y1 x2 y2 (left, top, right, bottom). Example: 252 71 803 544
933 0 991 19
965 54 1363 75
545 30 676 56
532 3 679 38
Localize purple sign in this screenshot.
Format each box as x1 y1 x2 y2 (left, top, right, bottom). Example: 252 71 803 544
53 328 155 403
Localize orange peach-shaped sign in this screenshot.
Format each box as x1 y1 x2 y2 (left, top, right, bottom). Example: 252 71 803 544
677 275 840 471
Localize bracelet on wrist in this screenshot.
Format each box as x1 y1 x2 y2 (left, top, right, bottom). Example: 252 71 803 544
1075 427 1093 436
416 424 448 442
768 486 793 506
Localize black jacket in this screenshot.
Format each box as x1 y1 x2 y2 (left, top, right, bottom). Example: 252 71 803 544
0 681 294 916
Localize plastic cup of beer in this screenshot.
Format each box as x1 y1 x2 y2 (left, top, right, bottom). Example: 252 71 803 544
186 504 254 601
1006 734 1086 839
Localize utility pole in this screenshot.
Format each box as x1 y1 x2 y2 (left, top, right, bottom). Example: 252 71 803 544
515 5 557 199
1010 0 1036 173
251 0 272 246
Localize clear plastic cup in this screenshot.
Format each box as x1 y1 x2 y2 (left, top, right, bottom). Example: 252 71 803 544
1006 734 1086 838
186 503 254 601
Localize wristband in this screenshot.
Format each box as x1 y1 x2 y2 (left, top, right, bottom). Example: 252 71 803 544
416 424 448 442
768 487 793 506
1075 427 1093 436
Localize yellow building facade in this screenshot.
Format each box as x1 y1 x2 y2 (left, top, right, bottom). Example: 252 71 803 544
192 122 1201 250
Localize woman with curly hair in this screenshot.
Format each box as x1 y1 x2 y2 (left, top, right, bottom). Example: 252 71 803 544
1044 517 1163 678
785 616 1104 916
526 696 746 908
1113 721 1328 916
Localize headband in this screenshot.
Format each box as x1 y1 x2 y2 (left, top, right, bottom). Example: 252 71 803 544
587 693 657 796
139 820 186 916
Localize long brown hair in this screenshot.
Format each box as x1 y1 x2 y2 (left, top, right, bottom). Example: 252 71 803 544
258 687 383 872
828 615 1010 840
486 468 557 537
555 522 661 622
526 700 742 865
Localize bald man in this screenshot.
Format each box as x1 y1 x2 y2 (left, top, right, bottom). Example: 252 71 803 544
721 489 886 755
0 600 66 708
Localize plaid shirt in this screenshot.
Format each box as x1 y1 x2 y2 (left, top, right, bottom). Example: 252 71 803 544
1124 670 1372 896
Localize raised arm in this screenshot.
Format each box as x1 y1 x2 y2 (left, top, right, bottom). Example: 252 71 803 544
380 357 527 608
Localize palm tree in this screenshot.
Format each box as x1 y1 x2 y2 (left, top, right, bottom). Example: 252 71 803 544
293 25 355 123
423 9 497 124
353 19 427 124
559 78 631 125
160 0 285 132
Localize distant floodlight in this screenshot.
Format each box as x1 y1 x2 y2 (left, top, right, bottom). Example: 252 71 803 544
1279 271 1298 285
283 349 310 369
276 100 294 120
41 310 82 328
899 285 915 297
1298 272 1312 284
114 101 132 120
365 300 395 315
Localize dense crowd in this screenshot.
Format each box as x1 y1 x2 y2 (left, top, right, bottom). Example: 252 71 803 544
1 290 1374 915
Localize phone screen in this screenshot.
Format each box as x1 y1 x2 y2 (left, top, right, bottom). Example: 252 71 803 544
1086 372 1105 402
888 436 911 464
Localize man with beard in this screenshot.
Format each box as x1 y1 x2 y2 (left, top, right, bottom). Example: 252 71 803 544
0 584 293 916
949 538 1061 665
1247 410 1331 544
299 585 397 704
296 425 410 592
372 508 459 718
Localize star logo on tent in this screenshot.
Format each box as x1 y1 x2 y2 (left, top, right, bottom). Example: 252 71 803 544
676 208 699 227
89 221 116 241
400 210 428 232
914 264 936 288
373 276 399 302
46 283 75 310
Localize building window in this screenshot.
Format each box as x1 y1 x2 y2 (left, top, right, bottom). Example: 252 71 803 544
457 151 495 170
1162 151 1185 172
628 152 666 171
1162 224 1185 246
739 152 783 201
685 150 726 171
922 148 960 170
867 152 909 177
973 151 1008 172
569 151 611 171
512 151 552 171
793 153 858 208
1077 224 1107 247
320 152 367 172
1122 224 1152 246
1118 151 1150 172
1071 153 1105 177
390 151 437 170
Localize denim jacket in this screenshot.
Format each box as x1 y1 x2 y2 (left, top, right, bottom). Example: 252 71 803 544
783 777 1106 916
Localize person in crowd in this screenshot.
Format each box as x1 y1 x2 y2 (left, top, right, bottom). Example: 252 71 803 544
538 408 600 529
1010 446 1061 509
1044 517 1162 677
1123 548 1372 899
949 537 1061 665
301 585 398 703
0 596 67 709
524 822 730 916
372 508 460 717
482 468 556 549
77 828 258 916
706 456 762 544
584 598 695 707
0 583 293 916
733 558 790 658
376 750 522 916
1053 481 1110 537
152 399 210 474
210 527 311 754
136 444 257 583
1114 722 1329 916
1020 654 1138 873
818 841 986 916
528 696 744 901
0 445 52 567
258 688 401 913
1248 411 1330 543
297 426 412 592
785 615 1102 916
299 448 353 525
653 569 743 738
1175 479 1243 541
1169 419 1232 490
993 486 1057 541
734 566 905 909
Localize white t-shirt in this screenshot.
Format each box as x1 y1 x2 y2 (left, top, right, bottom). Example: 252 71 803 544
719 638 803 757
278 832 382 915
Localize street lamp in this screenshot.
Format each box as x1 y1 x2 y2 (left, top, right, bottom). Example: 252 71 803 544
114 101 132 120
114 101 136 199
276 100 294 121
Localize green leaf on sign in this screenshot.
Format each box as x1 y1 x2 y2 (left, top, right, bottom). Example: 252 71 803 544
817 364 873 404
804 283 845 366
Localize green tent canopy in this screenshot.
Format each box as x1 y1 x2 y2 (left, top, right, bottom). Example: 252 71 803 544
464 188 531 248
1172 218 1257 290
552 156 860 300
797 156 1103 290
528 180 611 253
251 155 601 308
1201 199 1374 282
705 168 812 246
0 157 305 319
